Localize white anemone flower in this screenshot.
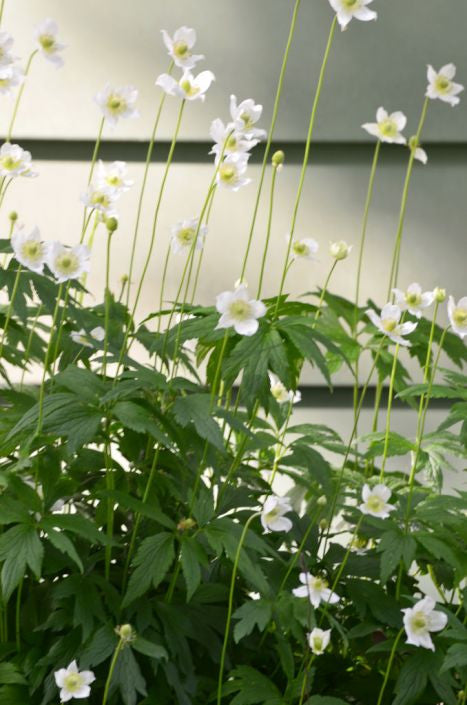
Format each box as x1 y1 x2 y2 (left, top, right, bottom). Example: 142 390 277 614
161 26 204 69
0 63 24 95
293 572 340 609
307 628 331 655
362 107 406 144
268 372 301 404
329 240 352 260
402 596 448 651
216 153 251 191
426 64 464 107
328 0 377 30
34 18 65 68
155 69 215 102
366 303 417 346
261 495 293 533
54 660 95 702
47 242 90 283
11 226 48 274
170 218 207 255
392 283 435 318
0 32 15 67
288 234 319 261
0 143 37 177
215 284 266 336
81 184 118 216
96 160 133 194
448 296 467 339
71 326 105 347
209 118 258 162
95 83 139 126
229 95 267 140
359 483 396 519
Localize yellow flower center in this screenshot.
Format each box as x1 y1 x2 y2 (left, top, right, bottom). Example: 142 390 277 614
55 252 80 276
411 612 428 632
180 79 200 97
176 227 196 246
271 383 287 401
219 164 236 183
453 307 467 327
405 291 421 306
313 636 323 651
226 135 238 151
435 76 451 94
63 673 84 693
21 240 43 262
229 299 252 320
382 318 398 333
39 34 55 52
107 95 127 114
240 112 253 129
293 242 308 257
265 507 280 522
366 495 385 513
343 0 359 6
173 40 189 59
1 156 21 171
106 175 122 187
379 119 398 138
311 577 326 591
92 192 111 208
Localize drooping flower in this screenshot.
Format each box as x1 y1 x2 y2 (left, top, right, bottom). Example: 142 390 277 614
392 283 435 318
402 596 448 651
261 495 293 533
215 284 266 336
288 234 319 261
47 242 90 283
426 64 464 107
230 95 267 140
366 303 417 346
70 327 105 347
170 218 207 254
96 160 133 194
328 0 377 30
216 153 251 191
293 572 340 609
448 296 467 339
155 69 214 101
11 226 48 274
307 628 331 655
268 372 301 404
329 240 352 260
54 660 95 702
161 26 204 69
81 185 118 216
0 63 24 95
0 32 16 67
34 18 65 68
95 83 139 126
362 107 406 144
0 143 37 177
359 483 396 519
209 118 258 162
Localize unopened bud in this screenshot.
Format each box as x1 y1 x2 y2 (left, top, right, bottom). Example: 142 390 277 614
329 240 352 261
9 211 18 222
177 517 196 532
319 518 329 531
106 216 118 233
120 274 129 284
116 623 135 643
433 286 446 303
317 495 327 507
272 150 285 170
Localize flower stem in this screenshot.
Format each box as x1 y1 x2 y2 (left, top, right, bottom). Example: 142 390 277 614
239 0 302 280
273 16 337 319
0 262 22 360
36 283 64 435
15 577 23 652
375 629 404 705
314 260 338 322
102 229 114 378
379 342 400 480
0 0 5 26
20 303 43 389
6 50 38 142
217 512 260 705
256 165 278 298
101 637 124 705
189 186 217 304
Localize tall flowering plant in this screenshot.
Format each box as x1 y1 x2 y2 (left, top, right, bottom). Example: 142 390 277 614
0 2 466 705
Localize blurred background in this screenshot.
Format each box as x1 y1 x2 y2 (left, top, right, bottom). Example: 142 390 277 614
1 0 465 484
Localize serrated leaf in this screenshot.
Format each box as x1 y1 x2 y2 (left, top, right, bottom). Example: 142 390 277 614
173 394 225 450
180 536 205 601
132 636 168 661
233 599 272 643
45 528 83 572
377 530 416 583
123 532 175 607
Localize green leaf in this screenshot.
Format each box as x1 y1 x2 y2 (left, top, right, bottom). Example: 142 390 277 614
393 651 439 705
173 394 225 450
223 665 284 705
80 625 118 668
0 664 27 686
132 637 168 661
123 532 175 607
180 535 206 601
112 401 171 447
442 643 467 672
415 532 464 574
45 528 84 572
377 530 416 584
112 645 147 705
361 431 415 459
305 698 349 705
0 524 43 600
41 514 109 545
54 365 108 402
233 599 272 643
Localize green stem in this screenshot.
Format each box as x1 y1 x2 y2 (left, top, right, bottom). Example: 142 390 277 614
239 0 302 279
210 331 230 407
101 638 124 705
379 343 400 480
104 435 114 581
157 244 172 332
375 629 404 705
102 229 113 378
0 0 5 26
87 117 105 186
36 283 64 435
269 401 294 487
387 97 429 298
0 177 13 212
79 212 100 302
20 303 43 389
217 512 260 705
6 50 38 142
256 165 278 298
314 260 338 321
273 16 337 319
15 578 22 652
0 263 22 360
189 185 217 305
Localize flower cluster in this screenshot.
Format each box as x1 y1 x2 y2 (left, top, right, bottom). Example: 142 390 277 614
156 27 214 102
81 160 133 220
0 143 37 178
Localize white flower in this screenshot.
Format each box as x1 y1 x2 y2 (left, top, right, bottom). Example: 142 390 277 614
261 495 293 533
268 372 301 404
209 118 258 162
402 596 447 651
448 295 467 339
47 242 90 283
0 32 16 67
328 0 377 30
392 283 435 318
329 240 352 260
70 326 104 347
0 143 37 177
170 218 207 254
307 628 331 655
230 95 267 140
0 63 24 95
216 153 251 191
81 184 118 216
288 235 319 261
216 285 266 336
95 83 139 126
54 660 95 702
366 303 417 346
34 18 65 68
426 64 464 107
11 226 48 274
359 483 396 519
96 160 133 194
362 107 406 144
91 326 105 341
161 26 204 69
293 572 340 609
155 69 214 101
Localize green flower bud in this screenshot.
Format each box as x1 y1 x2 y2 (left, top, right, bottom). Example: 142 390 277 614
317 495 327 507
272 150 285 169
9 211 18 222
319 518 329 530
106 216 119 233
116 623 136 642
433 286 446 303
177 517 197 532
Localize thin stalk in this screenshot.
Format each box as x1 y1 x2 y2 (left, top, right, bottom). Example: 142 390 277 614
314 260 337 322
188 186 217 304
101 638 124 705
104 436 114 581
0 176 13 212
19 306 43 388
36 283 64 435
256 165 279 298
15 578 23 652
375 629 404 705
157 244 172 332
379 343 400 480
239 0 302 279
273 16 338 319
87 118 105 187
269 401 294 487
0 263 22 360
0 0 5 26
6 50 38 142
79 212 100 302
102 229 113 378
